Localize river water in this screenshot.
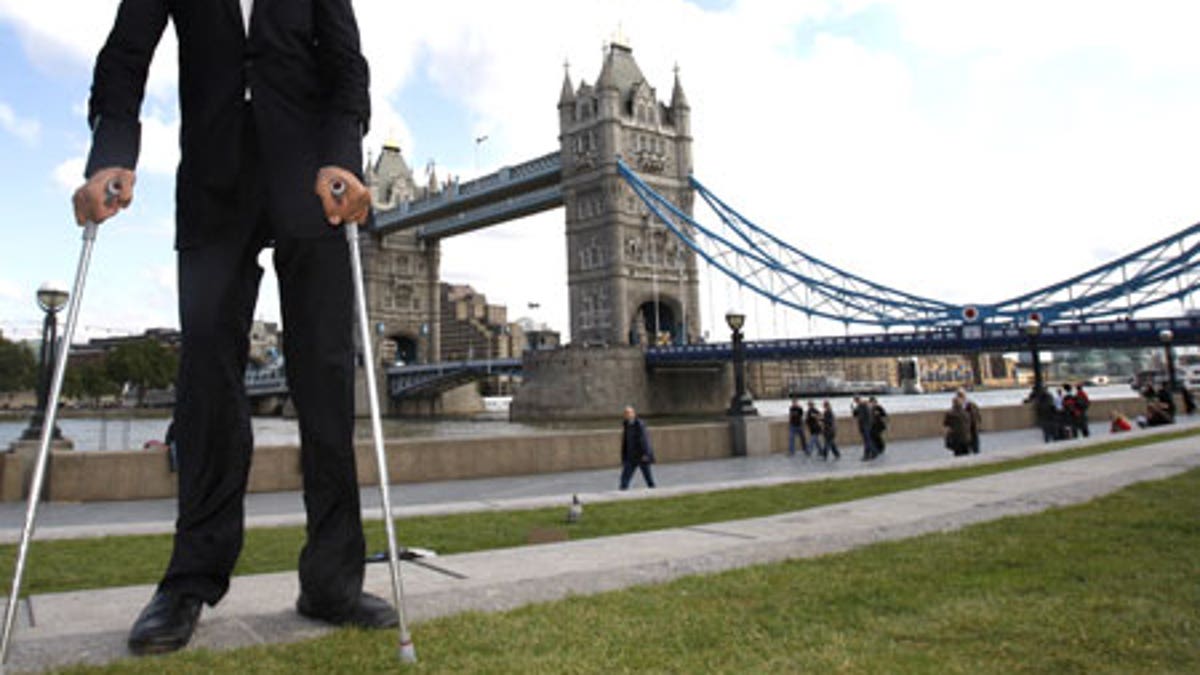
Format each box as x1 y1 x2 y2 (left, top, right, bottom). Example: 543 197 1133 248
0 385 1138 452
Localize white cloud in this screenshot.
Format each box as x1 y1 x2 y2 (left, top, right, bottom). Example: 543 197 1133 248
0 278 21 301
52 155 86 193
10 0 1200 342
0 1 177 99
50 109 177 192
138 105 180 176
0 101 40 144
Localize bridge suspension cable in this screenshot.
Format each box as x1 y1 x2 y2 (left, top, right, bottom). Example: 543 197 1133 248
616 159 1200 331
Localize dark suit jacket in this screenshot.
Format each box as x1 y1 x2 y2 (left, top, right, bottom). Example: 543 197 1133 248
621 418 656 464
85 0 370 249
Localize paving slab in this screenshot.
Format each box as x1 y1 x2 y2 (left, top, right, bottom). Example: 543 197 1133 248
1 429 1197 672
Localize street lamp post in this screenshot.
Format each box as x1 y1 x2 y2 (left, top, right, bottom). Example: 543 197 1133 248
725 310 757 416
1024 318 1044 397
20 282 69 441
1160 329 1178 393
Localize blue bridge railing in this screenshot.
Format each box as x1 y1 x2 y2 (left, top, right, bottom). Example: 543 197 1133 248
647 315 1200 365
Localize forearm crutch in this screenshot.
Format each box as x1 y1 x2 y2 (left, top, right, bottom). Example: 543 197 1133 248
0 184 114 670
337 183 416 663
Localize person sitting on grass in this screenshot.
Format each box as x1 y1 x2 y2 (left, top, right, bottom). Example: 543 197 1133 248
1109 410 1132 433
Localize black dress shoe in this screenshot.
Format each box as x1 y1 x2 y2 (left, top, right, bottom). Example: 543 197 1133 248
296 591 399 629
127 590 203 655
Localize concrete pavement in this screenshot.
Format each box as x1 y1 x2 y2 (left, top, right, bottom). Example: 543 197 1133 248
0 420 1114 543
1 421 1198 672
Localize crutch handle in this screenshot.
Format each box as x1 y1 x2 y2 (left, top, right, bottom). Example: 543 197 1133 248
103 180 121 205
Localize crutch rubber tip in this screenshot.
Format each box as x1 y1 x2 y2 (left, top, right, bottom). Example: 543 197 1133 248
399 640 417 663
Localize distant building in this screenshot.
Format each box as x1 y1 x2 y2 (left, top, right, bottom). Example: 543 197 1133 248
248 320 281 366
439 283 511 361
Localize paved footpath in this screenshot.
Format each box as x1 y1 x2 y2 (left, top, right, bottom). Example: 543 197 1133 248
1 421 1198 672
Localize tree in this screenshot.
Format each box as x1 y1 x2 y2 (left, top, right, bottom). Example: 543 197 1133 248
105 339 178 406
0 333 37 396
63 360 121 407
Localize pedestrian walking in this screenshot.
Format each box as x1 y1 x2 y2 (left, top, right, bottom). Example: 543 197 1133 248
1182 385 1197 415
1156 384 1176 421
74 0 393 656
1052 386 1071 439
821 400 841 459
868 396 889 458
1028 388 1057 443
804 400 823 457
957 389 982 454
1061 384 1082 439
619 406 657 489
943 397 971 456
787 396 807 457
1073 383 1091 437
852 397 876 460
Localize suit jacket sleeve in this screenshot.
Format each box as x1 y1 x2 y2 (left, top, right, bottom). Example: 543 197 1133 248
314 0 370 174
85 0 170 178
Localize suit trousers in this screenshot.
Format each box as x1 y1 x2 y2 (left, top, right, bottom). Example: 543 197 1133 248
159 110 365 612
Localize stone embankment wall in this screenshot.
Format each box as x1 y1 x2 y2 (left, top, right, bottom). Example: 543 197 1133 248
0 396 1144 502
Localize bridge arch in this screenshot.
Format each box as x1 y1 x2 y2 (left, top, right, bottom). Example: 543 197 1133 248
632 296 685 346
384 333 420 366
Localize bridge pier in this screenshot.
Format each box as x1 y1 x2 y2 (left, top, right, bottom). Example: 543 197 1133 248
389 382 485 418
251 395 287 417
510 345 731 421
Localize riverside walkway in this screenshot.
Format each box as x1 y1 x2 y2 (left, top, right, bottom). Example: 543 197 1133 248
1 420 1197 672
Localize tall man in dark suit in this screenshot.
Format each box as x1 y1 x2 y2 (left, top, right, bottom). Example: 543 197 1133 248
72 0 396 656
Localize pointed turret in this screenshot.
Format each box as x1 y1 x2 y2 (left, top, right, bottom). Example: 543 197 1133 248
559 62 575 107
671 64 689 111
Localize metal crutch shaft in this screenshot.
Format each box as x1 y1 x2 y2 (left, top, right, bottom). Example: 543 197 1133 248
0 219 102 669
337 179 415 663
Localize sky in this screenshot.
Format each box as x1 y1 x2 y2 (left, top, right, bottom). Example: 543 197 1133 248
3 0 1200 345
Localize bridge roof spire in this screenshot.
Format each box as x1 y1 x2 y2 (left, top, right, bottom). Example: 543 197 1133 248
559 60 575 106
671 63 689 110
597 38 646 93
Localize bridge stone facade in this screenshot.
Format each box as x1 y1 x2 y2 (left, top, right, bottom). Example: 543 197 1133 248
363 142 443 369
559 40 701 347
357 41 715 418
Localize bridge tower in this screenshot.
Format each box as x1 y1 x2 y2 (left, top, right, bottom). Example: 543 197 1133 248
558 39 700 347
362 142 442 372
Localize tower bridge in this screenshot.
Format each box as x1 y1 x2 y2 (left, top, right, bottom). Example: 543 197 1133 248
243 39 1199 420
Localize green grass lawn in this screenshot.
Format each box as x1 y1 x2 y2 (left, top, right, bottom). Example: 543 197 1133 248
3 427 1197 597
57 448 1200 673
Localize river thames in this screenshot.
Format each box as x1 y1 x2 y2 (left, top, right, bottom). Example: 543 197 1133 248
0 384 1139 452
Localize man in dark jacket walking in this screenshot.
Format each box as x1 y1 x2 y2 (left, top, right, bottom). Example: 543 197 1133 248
852 397 876 460
620 406 657 489
821 400 840 460
787 396 807 456
73 0 392 656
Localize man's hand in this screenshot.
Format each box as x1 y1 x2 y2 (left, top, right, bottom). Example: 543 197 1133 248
72 167 135 226
315 166 370 226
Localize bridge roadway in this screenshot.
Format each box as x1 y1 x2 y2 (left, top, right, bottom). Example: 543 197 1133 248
647 315 1200 366
385 358 522 397
372 151 562 239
